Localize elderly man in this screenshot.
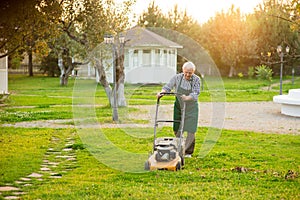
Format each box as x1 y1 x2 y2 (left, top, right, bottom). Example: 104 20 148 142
157 61 201 157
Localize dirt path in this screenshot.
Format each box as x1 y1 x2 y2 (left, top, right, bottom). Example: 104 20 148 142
2 102 299 134
129 102 299 134
201 101 299 134
260 77 299 91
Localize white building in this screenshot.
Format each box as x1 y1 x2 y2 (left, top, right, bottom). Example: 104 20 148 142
0 55 8 94
83 27 183 84
122 26 182 84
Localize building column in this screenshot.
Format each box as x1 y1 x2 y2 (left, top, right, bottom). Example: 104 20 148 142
166 49 170 68
138 49 143 67
151 49 155 67
160 49 164 66
174 49 177 69
128 49 133 69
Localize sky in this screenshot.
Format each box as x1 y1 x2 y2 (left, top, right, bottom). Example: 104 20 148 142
130 0 265 24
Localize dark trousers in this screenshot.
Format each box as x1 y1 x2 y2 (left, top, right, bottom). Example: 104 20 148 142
176 132 195 155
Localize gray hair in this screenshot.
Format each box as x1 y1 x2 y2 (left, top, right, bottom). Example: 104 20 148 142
182 61 196 70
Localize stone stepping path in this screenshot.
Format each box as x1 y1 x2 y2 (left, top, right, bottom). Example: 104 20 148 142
0 136 77 199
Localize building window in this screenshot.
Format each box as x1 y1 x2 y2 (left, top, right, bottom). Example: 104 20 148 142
161 49 167 66
154 49 160 66
143 50 151 54
143 49 151 67
169 49 175 67
133 49 138 67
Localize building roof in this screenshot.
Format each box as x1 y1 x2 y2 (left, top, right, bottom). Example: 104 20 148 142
125 26 182 48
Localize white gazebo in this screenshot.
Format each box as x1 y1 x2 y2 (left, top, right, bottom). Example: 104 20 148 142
124 26 182 84
103 27 182 84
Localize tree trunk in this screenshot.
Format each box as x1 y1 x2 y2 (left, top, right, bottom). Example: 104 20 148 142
62 75 69 86
28 49 33 77
116 46 126 106
95 58 112 105
117 83 126 106
58 51 75 86
58 55 65 86
228 65 236 77
63 56 75 86
105 86 112 105
60 66 73 86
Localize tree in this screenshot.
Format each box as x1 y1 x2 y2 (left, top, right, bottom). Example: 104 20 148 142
166 5 200 36
0 0 28 57
138 1 201 39
48 29 87 86
40 51 60 77
0 0 61 76
139 2 259 77
290 0 300 32
274 0 300 33
55 0 134 107
200 6 257 76
137 0 168 27
138 1 203 72
250 0 299 76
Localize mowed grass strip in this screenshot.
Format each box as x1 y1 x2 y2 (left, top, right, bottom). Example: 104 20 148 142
0 128 51 184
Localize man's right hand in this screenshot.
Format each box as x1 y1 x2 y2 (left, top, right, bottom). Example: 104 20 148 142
157 90 167 98
156 92 164 98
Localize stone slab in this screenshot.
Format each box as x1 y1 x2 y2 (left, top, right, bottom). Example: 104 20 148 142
28 173 43 178
0 186 20 191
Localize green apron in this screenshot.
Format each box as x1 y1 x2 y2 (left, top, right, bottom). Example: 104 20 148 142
173 75 199 133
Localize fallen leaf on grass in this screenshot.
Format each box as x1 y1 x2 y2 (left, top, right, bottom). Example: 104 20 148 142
285 170 298 180
232 166 248 173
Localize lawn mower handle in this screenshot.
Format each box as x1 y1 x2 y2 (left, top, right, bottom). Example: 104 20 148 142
153 92 186 155
157 92 181 103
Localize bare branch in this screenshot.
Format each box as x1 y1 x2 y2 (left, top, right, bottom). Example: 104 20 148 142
0 45 20 58
267 13 300 30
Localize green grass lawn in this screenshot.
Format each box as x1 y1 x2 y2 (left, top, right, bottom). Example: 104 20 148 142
1 74 299 124
0 128 52 185
1 127 299 199
0 74 299 199
0 128 76 185
5 74 300 106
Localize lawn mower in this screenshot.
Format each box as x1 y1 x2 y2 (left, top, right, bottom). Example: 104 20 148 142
144 92 186 171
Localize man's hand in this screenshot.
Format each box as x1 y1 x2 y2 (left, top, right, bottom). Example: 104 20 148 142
156 92 163 98
181 94 192 101
156 90 166 98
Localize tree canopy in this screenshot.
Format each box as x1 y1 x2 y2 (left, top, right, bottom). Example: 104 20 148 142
137 0 299 76
2 0 299 77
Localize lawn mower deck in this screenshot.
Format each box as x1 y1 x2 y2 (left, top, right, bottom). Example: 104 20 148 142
146 137 184 171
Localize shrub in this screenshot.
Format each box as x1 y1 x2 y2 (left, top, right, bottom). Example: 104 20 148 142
40 51 60 77
238 72 244 79
255 65 273 82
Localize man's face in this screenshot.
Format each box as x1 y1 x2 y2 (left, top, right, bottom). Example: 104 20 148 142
183 68 194 80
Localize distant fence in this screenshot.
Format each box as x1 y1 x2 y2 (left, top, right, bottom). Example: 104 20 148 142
8 65 42 74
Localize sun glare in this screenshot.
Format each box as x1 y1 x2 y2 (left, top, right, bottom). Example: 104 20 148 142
131 0 264 24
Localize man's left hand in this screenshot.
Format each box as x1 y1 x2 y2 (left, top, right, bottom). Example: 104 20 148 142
181 95 192 101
